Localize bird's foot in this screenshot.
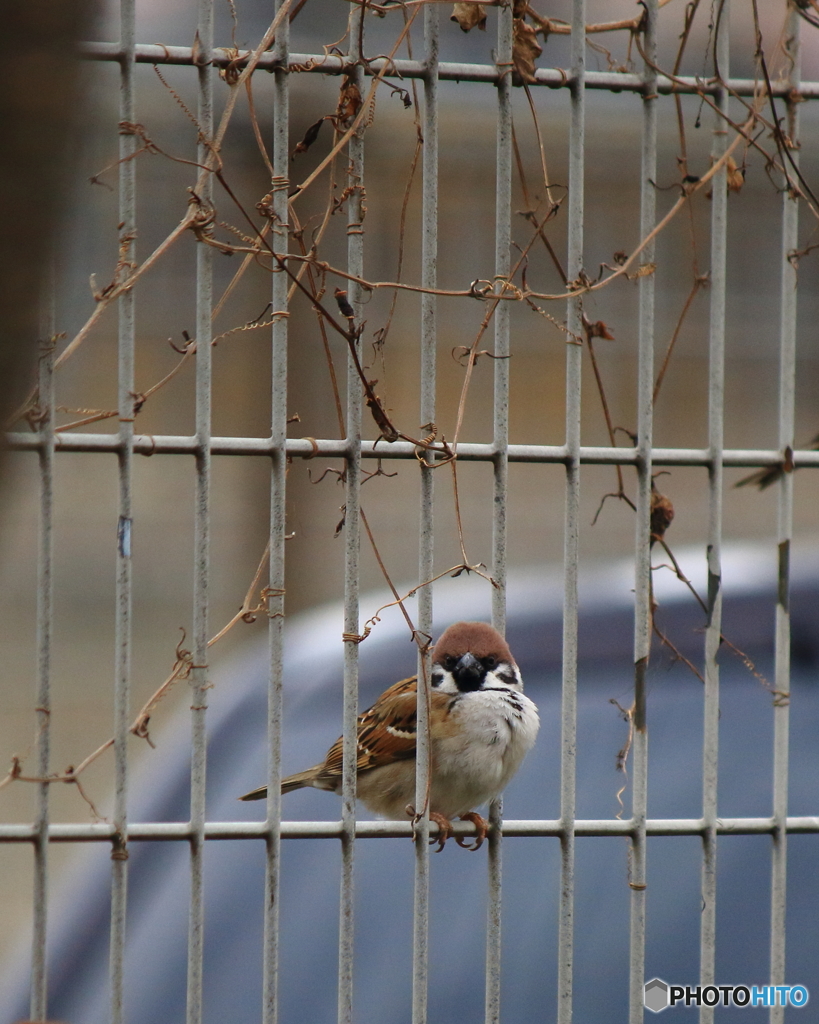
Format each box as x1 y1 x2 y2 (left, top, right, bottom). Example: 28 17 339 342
455 811 489 850
428 811 453 851
404 806 458 851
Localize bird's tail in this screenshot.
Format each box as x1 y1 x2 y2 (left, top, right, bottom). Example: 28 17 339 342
238 784 268 801
238 767 319 801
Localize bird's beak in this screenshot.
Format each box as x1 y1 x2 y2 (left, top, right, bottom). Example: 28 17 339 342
453 651 484 691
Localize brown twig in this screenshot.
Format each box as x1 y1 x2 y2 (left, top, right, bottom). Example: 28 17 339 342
653 274 708 405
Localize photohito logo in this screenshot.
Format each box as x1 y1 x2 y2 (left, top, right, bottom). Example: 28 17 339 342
643 978 810 1013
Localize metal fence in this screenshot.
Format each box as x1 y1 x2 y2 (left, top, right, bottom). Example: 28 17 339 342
2 1 818 1022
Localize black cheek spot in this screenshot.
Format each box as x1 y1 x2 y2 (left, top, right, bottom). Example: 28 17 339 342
431 670 444 688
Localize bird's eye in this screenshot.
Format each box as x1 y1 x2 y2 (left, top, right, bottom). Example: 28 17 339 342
483 656 497 669
443 655 457 671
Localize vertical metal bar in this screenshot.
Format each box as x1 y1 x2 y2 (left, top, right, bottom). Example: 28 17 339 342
263 2 290 1023
699 7 729 1021
770 9 800 1022
412 4 438 1022
485 5 513 1023
110 1 136 1020
490 2 512 635
339 7 365 1023
629 0 657 1019
30 279 56 1022
558 2 585 1022
186 2 213 1021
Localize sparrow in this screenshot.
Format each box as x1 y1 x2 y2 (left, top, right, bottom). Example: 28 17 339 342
239 621 539 850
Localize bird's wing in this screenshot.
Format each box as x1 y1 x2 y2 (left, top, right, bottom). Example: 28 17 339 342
318 675 449 783
356 675 421 768
317 677 459 785
318 676 418 781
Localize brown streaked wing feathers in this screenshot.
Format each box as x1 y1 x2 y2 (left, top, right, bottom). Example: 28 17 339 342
316 675 422 785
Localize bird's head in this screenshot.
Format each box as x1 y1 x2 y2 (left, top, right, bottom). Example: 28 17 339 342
431 621 521 694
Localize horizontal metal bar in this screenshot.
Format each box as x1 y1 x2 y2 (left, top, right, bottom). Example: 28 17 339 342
7 432 819 469
2 816 818 843
77 42 819 100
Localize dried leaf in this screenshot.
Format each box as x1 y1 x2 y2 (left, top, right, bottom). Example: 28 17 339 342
191 29 209 67
334 287 355 319
706 155 745 199
256 192 274 218
335 504 347 536
512 18 543 86
587 320 615 341
336 75 362 126
365 380 400 442
726 155 745 193
292 117 326 160
450 2 487 32
387 83 412 109
628 262 656 280
650 490 675 542
736 434 819 490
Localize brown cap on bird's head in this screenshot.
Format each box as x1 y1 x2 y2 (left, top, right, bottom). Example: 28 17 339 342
433 621 514 665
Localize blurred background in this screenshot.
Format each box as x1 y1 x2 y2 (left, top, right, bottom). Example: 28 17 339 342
1 0 818 1003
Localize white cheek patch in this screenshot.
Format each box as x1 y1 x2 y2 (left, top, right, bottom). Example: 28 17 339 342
486 664 523 691
432 670 460 695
